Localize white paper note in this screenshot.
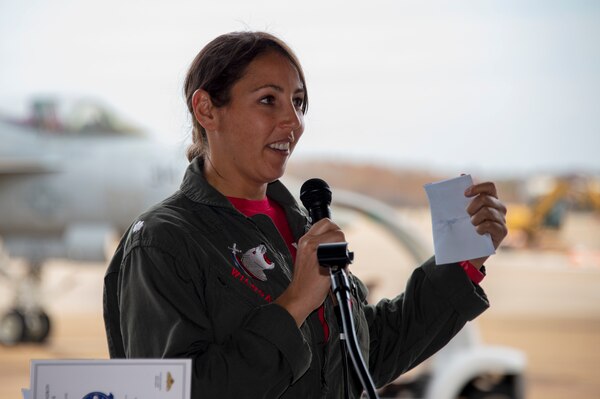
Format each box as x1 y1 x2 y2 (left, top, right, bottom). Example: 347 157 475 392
424 174 495 265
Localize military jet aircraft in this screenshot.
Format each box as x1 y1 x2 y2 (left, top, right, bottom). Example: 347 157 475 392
0 96 188 344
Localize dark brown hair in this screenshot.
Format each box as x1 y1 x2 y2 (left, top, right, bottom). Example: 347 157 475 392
184 31 308 161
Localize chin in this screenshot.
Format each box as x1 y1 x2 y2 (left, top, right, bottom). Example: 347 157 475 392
265 167 286 183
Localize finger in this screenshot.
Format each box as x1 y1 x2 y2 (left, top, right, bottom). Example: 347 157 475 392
475 223 507 249
466 194 507 217
474 220 508 248
470 206 506 226
306 218 341 235
465 181 498 199
298 224 345 250
314 228 345 244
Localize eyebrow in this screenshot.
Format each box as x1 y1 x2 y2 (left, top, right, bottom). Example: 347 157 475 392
252 84 305 95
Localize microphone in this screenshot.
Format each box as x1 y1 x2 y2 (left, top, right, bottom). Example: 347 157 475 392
298 178 377 398
300 178 353 266
299 178 332 223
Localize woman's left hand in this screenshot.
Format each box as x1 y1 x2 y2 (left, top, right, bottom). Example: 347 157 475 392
465 181 508 269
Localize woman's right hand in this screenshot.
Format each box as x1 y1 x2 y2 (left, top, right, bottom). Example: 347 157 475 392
275 218 346 327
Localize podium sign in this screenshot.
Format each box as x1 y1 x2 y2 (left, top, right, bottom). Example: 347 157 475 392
25 359 191 399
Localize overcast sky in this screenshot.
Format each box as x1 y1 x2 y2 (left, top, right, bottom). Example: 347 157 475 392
1 0 599 177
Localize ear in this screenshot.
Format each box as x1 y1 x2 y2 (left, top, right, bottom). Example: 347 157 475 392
192 89 218 132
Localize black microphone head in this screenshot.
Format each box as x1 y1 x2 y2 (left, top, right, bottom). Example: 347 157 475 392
300 178 332 222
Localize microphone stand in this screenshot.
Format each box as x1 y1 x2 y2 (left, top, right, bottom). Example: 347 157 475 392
317 243 380 399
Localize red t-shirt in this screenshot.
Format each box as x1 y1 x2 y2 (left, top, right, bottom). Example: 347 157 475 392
227 196 297 259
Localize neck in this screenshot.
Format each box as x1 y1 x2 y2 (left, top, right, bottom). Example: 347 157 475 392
203 157 267 200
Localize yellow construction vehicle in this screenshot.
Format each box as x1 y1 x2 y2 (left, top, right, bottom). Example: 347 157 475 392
506 176 600 247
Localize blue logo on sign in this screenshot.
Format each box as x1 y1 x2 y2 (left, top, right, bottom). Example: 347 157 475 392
82 393 114 399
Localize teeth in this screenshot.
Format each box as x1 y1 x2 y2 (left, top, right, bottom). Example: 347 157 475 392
269 142 290 151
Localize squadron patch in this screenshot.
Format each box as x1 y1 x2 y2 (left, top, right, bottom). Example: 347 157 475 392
229 243 275 281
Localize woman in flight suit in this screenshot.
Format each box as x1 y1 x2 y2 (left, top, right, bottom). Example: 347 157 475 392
104 31 507 398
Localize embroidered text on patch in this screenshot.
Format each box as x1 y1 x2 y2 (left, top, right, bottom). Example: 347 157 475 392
230 267 272 302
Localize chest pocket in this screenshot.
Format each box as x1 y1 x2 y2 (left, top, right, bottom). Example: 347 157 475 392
204 263 277 343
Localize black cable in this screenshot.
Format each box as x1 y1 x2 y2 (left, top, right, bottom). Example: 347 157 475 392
334 305 350 399
330 267 379 399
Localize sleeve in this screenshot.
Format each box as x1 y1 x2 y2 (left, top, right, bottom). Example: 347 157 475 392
117 245 312 398
362 256 489 387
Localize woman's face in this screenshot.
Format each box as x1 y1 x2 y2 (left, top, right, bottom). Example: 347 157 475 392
208 50 305 190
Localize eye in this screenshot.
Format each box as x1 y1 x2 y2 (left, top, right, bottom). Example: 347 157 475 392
259 95 275 105
293 96 305 110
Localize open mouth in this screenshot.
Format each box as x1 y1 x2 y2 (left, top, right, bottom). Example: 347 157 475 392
268 142 291 152
263 253 273 265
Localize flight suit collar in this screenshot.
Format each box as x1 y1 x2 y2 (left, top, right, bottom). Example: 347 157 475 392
180 156 233 209
180 157 308 236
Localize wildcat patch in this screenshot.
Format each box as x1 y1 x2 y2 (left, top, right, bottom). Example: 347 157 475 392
228 243 275 281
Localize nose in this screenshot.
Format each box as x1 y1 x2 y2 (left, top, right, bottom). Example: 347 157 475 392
280 101 303 132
